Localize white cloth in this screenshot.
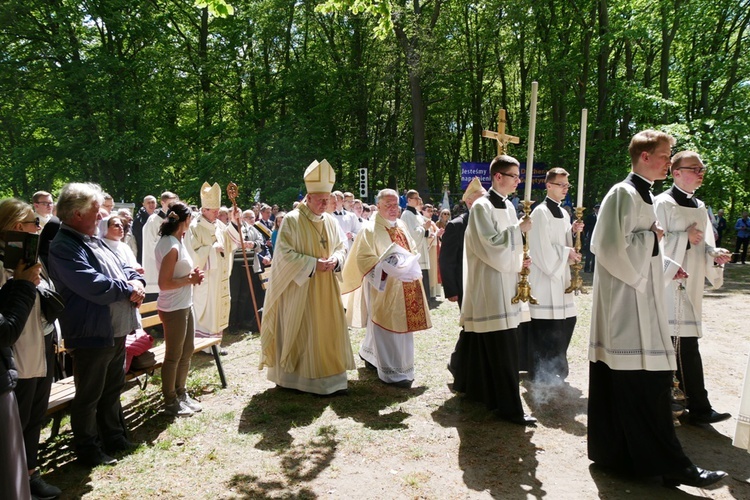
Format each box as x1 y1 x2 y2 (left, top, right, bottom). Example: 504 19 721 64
332 210 359 248
155 235 194 312
588 178 678 371
734 355 750 452
400 208 433 270
188 216 240 334
461 193 524 333
359 285 415 383
1 270 52 379
528 199 576 320
655 192 724 338
102 237 140 270
141 212 164 294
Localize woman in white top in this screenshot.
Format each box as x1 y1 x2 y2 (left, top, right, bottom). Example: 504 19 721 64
0 198 61 498
155 202 204 417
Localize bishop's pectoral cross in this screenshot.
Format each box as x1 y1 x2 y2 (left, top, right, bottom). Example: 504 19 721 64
482 109 520 155
319 235 328 249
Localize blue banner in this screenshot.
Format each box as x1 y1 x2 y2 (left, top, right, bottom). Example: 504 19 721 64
461 162 548 193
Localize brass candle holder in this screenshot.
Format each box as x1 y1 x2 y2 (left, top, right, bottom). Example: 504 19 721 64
512 200 537 304
565 206 585 295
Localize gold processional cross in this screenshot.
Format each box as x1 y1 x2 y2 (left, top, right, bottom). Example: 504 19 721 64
482 109 520 155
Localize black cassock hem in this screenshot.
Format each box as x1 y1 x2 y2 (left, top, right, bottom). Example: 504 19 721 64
450 327 524 418
587 361 693 476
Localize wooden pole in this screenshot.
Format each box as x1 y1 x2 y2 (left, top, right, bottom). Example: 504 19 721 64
226 182 262 331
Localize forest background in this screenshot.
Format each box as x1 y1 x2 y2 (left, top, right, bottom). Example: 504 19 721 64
1 0 748 219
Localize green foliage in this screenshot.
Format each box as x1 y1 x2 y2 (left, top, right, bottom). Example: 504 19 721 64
0 0 749 214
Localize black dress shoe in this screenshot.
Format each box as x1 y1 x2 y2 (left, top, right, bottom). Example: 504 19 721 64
386 379 413 389
318 388 349 397
359 355 377 371
689 409 732 425
504 414 538 426
663 465 727 488
29 470 62 499
77 451 118 467
105 438 137 454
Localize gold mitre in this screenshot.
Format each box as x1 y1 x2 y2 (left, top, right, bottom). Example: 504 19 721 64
304 159 336 193
200 182 221 209
462 177 483 202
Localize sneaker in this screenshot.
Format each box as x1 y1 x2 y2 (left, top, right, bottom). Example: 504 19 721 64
164 399 194 417
29 471 61 499
179 393 203 412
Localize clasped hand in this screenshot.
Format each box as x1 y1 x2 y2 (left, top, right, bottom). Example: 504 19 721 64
316 257 337 272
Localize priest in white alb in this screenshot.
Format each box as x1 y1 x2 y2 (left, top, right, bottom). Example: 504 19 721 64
400 190 437 302
655 150 732 425
588 130 726 487
527 168 582 382
342 188 431 389
189 182 240 341
456 155 536 426
259 160 355 395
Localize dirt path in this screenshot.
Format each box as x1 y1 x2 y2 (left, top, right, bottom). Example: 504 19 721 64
42 265 750 499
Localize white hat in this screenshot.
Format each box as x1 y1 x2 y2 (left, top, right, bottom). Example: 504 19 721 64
304 159 336 194
462 177 484 202
200 182 221 209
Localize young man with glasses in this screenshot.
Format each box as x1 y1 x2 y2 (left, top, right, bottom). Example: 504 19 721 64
456 155 536 426
655 151 732 426
588 130 726 487
32 191 54 230
527 168 583 383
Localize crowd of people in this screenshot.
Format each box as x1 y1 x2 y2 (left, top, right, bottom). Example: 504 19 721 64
2 128 750 497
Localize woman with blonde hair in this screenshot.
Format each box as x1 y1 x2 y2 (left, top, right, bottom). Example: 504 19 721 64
0 198 61 499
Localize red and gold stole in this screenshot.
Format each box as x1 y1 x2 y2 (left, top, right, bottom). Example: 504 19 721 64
385 226 429 332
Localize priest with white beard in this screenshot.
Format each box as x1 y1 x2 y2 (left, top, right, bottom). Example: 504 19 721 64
342 188 431 389
588 130 726 488
655 150 732 425
527 168 582 382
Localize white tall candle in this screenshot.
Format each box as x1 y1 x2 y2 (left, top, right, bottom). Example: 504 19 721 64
577 108 588 207
525 81 538 201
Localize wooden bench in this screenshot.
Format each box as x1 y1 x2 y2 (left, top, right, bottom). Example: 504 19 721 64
46 301 227 437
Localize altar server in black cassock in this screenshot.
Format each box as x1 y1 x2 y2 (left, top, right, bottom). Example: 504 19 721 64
456 156 536 426
440 178 484 378
528 168 583 382
588 130 726 488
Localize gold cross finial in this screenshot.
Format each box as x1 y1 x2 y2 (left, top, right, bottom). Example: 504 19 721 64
482 109 520 155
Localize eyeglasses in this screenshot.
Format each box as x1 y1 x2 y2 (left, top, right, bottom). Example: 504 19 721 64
548 182 571 189
498 172 520 180
110 223 123 228
35 201 53 207
22 217 41 227
676 166 707 174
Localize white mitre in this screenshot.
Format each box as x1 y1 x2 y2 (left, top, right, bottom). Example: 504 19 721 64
200 182 221 209
462 176 484 202
304 159 336 194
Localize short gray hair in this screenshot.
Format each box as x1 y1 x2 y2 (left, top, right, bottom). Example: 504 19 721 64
376 188 398 203
57 183 104 223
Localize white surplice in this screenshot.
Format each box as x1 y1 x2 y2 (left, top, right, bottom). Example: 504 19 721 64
461 190 524 333
655 190 724 338
589 177 679 371
528 199 576 320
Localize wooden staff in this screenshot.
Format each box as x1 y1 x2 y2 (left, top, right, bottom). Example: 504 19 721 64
227 182 262 331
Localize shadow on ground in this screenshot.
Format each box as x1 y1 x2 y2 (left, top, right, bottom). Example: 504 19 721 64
432 394 545 498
